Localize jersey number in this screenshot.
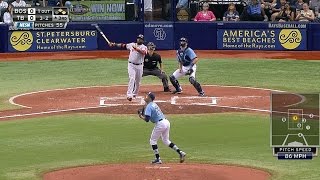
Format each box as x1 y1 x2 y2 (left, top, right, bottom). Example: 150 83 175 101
154 106 162 117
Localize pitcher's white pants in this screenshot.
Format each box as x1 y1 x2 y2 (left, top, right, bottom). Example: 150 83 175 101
150 119 171 146
127 63 143 98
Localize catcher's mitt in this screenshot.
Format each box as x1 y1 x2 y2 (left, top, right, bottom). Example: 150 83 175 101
185 68 194 75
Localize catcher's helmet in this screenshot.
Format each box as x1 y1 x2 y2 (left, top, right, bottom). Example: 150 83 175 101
180 37 188 43
137 34 144 40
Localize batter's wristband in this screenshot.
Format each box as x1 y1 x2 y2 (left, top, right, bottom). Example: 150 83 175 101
116 43 126 48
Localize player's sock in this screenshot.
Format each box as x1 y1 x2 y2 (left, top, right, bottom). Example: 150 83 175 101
169 142 181 154
152 145 160 159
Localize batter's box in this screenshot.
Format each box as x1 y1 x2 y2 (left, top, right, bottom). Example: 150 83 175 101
171 96 217 105
99 96 144 106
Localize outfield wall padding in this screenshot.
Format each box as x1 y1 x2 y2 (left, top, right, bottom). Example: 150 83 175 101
2 22 320 52
308 23 320 50
0 24 8 53
174 22 217 50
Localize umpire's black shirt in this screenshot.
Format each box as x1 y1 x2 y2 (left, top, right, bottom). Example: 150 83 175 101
144 52 162 70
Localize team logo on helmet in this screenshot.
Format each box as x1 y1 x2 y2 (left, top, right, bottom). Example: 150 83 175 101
137 34 144 40
153 28 166 40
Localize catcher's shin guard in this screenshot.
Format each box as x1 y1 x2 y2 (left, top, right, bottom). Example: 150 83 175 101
169 75 181 91
189 77 203 94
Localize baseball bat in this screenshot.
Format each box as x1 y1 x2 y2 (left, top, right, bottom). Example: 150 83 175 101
91 24 111 45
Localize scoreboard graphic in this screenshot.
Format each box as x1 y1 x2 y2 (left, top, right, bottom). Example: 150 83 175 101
271 93 320 160
13 7 69 30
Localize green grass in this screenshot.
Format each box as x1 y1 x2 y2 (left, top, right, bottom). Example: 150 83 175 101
0 113 319 180
1 58 320 180
0 59 320 109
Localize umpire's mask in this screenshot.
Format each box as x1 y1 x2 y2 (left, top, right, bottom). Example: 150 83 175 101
147 42 156 51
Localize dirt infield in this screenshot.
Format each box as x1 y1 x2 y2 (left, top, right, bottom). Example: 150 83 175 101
0 85 283 120
43 163 271 180
1 50 320 61
0 85 303 121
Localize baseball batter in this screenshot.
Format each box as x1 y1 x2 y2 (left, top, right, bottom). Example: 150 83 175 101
170 37 205 96
110 34 147 101
138 92 186 164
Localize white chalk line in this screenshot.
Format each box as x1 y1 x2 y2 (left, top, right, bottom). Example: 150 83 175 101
8 85 130 109
284 93 306 108
2 105 317 120
0 106 101 119
101 103 216 106
3 85 305 119
208 105 320 118
145 166 171 169
9 97 31 109
100 96 218 106
207 104 270 112
8 84 284 109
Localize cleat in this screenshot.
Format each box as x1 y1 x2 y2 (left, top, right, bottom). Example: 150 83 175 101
151 158 162 164
172 89 182 94
199 92 205 97
179 151 186 163
127 97 132 101
164 87 171 92
133 95 136 98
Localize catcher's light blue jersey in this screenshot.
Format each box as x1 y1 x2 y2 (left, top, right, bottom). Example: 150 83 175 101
144 102 165 123
176 47 197 67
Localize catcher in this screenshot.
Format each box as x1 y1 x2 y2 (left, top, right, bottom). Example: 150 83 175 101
169 37 205 96
138 92 186 164
143 42 170 92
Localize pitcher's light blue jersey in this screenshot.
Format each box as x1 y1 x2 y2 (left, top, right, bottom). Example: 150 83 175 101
144 102 165 123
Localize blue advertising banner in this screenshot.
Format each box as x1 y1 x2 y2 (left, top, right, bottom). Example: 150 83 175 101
144 22 174 50
309 23 320 50
217 28 307 50
174 22 217 50
8 30 97 52
0 24 8 52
